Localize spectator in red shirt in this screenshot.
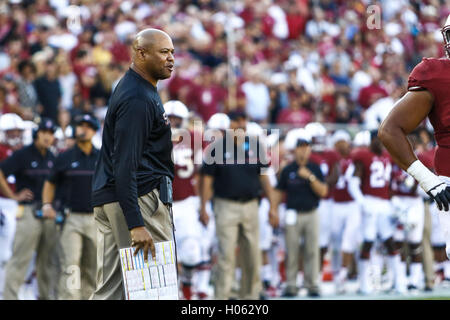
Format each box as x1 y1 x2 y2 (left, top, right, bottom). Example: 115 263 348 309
0 86 12 116
276 92 313 126
357 67 388 109
72 49 97 101
187 67 225 122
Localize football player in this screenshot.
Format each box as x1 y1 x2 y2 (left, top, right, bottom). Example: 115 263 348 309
0 113 25 299
305 122 340 275
348 130 400 294
164 100 215 300
379 15 450 260
389 135 427 292
329 130 361 293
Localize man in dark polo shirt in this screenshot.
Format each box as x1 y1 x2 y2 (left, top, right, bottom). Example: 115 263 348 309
273 128 328 298
90 28 175 300
200 110 277 300
0 118 57 300
41 113 99 300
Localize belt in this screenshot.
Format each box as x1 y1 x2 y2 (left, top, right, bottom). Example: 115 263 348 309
226 197 256 203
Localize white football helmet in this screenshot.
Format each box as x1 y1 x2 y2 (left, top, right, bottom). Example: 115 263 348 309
305 122 327 151
164 100 189 119
0 113 25 147
331 129 351 146
442 14 450 58
284 128 311 151
207 113 230 131
246 121 264 137
353 130 371 147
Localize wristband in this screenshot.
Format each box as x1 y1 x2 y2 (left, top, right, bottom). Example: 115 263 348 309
308 174 317 183
42 203 53 210
406 160 444 193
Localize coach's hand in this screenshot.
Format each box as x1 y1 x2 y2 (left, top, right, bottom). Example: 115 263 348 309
130 226 156 263
42 203 56 219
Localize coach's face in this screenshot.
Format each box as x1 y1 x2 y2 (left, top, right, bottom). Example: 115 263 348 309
141 34 175 81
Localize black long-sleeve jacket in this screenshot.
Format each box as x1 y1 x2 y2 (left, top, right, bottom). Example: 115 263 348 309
92 68 174 229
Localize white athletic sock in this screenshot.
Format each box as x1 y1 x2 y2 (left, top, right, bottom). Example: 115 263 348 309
409 262 423 288
262 264 272 283
338 267 348 282
297 271 304 288
396 260 407 291
359 259 371 293
387 255 400 288
335 267 348 292
444 261 450 279
195 269 211 294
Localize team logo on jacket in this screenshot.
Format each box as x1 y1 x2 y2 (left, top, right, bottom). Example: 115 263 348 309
48 161 54 168
162 112 169 126
71 162 79 168
31 161 38 168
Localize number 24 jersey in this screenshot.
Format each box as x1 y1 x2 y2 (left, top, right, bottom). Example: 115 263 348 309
350 147 392 200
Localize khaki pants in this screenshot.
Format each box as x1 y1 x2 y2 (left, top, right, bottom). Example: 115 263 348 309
213 197 261 300
422 201 434 288
90 189 174 300
285 209 319 294
3 204 57 300
58 213 97 300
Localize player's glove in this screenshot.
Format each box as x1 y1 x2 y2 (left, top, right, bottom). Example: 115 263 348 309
407 160 450 211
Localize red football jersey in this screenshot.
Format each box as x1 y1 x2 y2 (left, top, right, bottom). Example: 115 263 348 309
418 147 435 171
408 58 450 176
310 149 340 199
390 150 435 197
390 163 418 197
333 156 353 202
351 147 392 199
172 130 202 202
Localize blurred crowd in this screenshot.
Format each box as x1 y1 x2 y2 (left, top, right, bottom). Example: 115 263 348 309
0 0 449 130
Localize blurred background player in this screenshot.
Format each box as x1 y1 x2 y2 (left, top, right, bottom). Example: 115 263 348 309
165 100 215 300
329 129 361 294
389 134 427 293
305 122 339 277
0 113 25 299
348 130 400 295
257 131 290 298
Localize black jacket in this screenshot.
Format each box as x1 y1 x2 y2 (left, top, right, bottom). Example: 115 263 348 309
92 68 174 229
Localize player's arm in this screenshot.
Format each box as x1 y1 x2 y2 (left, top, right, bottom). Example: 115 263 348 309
259 174 279 227
347 161 365 206
378 91 432 170
327 162 340 187
199 173 213 226
378 91 450 211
